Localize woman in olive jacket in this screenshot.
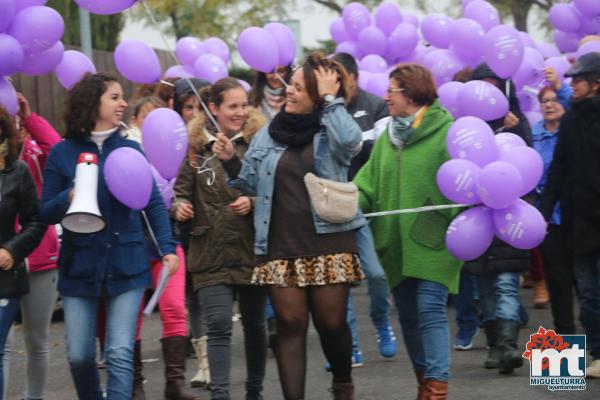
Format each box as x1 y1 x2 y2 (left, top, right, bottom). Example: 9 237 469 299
0 105 46 399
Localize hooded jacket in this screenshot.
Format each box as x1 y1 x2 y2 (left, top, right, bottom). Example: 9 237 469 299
173 107 266 290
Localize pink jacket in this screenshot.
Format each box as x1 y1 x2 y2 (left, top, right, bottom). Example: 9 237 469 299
18 113 61 272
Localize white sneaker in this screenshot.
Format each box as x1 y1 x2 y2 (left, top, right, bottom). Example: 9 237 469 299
587 359 600 379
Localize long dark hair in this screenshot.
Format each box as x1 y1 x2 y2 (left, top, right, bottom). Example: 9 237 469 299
64 73 119 139
0 105 18 163
248 65 292 108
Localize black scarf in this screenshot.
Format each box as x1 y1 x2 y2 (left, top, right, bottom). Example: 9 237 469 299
268 107 321 148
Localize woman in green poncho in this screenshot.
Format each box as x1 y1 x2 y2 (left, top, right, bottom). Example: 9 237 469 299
353 64 462 400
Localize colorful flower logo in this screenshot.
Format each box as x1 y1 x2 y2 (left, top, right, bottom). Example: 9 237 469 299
523 326 571 371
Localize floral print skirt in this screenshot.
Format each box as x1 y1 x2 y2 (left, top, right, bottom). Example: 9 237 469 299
251 253 364 287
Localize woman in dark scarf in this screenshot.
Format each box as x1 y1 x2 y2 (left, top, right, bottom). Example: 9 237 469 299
249 65 292 122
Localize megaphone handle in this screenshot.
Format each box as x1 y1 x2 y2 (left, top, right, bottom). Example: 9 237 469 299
141 210 164 258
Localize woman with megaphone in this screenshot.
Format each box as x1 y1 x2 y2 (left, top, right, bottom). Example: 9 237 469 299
40 73 180 400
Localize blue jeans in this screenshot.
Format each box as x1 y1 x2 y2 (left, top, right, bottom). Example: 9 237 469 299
347 294 361 353
393 279 450 381
63 288 144 400
455 271 479 335
356 225 391 327
573 255 600 359
478 272 520 324
0 298 20 400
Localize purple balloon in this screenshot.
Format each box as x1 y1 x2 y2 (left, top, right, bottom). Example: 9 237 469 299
436 159 482 205
176 37 206 68
0 0 16 32
421 14 453 49
458 80 509 121
0 77 17 116
450 18 486 67
237 27 279 73
74 0 136 15
9 6 64 53
365 73 388 98
493 199 547 249
446 206 495 261
150 164 175 208
576 40 600 59
519 32 537 49
358 26 388 57
476 161 522 209
424 49 465 87
517 89 538 112
578 13 600 35
464 0 500 31
375 2 403 35
114 40 161 84
204 37 230 64
193 54 228 84
403 13 420 28
387 23 419 59
438 81 464 118
237 79 252 93
358 70 373 91
549 3 581 33
359 55 388 74
512 47 545 89
20 40 64 76
55 50 96 89
342 2 371 40
14 0 46 12
497 146 543 196
495 132 527 153
265 23 296 66
483 25 524 79
446 116 498 167
554 30 581 53
413 44 434 65
544 57 571 80
163 65 195 79
104 147 153 210
330 18 350 44
0 34 24 76
574 0 600 16
537 42 561 59
335 41 362 59
142 108 189 180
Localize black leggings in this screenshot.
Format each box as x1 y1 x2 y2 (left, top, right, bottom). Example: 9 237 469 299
267 284 352 400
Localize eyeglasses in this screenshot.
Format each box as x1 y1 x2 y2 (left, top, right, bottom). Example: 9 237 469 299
386 87 405 94
540 98 559 105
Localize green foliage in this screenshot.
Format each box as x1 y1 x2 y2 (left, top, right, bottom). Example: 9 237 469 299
303 39 336 56
229 66 255 84
47 0 123 51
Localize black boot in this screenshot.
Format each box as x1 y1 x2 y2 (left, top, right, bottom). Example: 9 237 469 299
162 336 203 400
496 319 523 375
132 339 146 400
483 320 501 369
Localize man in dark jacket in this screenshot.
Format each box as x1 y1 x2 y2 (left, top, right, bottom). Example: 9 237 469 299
330 53 398 365
540 52 600 378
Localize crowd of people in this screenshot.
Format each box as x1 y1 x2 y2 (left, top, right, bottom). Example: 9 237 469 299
1 46 600 400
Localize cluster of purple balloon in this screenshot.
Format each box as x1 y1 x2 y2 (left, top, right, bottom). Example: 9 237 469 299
105 107 188 209
167 36 231 84
436 116 546 261
549 0 600 54
237 23 297 73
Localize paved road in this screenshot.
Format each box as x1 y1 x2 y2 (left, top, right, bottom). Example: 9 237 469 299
6 285 600 399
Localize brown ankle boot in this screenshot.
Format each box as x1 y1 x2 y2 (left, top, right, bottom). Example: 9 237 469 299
330 381 355 400
533 280 549 308
132 340 146 400
415 371 426 400
162 336 203 400
424 380 448 400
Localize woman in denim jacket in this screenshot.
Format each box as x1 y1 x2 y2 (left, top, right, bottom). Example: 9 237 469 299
213 53 366 400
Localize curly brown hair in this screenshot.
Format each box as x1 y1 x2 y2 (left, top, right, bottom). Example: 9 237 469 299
299 52 350 107
64 72 120 140
0 105 18 162
389 63 438 107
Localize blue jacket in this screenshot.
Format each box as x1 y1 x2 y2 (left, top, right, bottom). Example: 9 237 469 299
229 98 368 255
41 131 176 297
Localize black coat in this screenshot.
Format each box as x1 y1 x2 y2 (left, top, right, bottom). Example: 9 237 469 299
0 159 46 297
539 94 600 256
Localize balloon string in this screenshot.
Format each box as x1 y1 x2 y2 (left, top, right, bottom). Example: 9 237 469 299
363 203 467 218
275 72 289 88
141 210 164 258
138 0 221 132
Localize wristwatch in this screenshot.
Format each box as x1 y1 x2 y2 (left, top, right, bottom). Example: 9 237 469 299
323 94 336 104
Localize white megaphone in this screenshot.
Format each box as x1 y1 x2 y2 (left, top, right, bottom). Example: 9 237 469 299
61 153 105 233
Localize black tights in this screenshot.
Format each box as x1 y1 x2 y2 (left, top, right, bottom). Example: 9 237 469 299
267 284 352 400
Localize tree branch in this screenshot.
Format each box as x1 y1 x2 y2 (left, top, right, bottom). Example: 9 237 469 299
530 0 553 11
311 0 342 13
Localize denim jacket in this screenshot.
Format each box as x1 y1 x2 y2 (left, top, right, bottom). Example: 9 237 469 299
229 98 368 255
